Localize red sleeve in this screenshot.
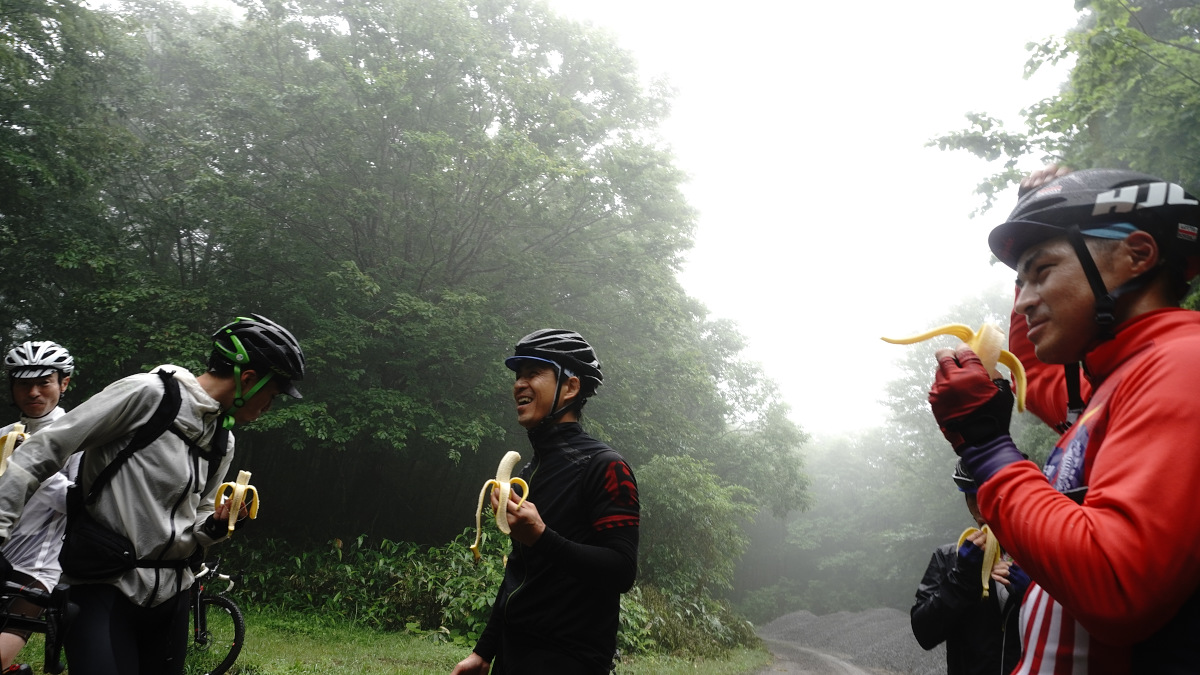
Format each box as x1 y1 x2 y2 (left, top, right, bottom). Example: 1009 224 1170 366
979 348 1200 645
1009 291 1092 429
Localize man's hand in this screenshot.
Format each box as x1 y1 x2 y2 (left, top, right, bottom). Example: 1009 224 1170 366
957 529 988 570
214 495 250 523
1018 163 1073 196
490 488 545 547
990 557 1016 586
202 497 252 538
450 651 490 675
930 345 1014 452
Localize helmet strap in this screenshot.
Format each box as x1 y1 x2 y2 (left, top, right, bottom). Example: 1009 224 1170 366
222 365 274 429
538 364 578 427
1066 226 1117 341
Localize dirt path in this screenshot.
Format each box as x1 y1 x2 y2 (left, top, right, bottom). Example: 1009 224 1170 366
755 638 875 674
754 608 944 675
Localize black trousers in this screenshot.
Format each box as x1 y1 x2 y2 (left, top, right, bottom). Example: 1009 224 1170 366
63 583 190 675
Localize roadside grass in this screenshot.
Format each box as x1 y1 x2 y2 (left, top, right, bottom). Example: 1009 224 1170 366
21 607 769 674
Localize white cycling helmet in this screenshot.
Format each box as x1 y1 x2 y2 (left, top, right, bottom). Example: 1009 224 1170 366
4 341 74 379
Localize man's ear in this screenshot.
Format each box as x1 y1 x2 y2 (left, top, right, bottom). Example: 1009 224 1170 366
240 369 261 388
1125 230 1161 275
559 375 582 408
59 375 71 391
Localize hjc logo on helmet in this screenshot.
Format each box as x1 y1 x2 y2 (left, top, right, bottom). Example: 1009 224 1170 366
1092 182 1198 216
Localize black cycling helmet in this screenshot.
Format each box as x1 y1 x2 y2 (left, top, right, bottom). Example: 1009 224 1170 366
991 169 1200 338
4 341 74 379
505 329 603 423
952 459 978 494
211 314 305 407
990 169 1200 270
505 329 603 394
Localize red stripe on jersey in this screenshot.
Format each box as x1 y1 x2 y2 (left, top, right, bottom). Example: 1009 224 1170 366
593 514 638 530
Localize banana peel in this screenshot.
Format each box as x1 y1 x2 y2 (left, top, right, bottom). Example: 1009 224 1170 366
881 323 1026 413
469 451 529 561
958 525 1002 598
214 469 259 536
0 423 28 477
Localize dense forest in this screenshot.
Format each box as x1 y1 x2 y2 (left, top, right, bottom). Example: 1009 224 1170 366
3 0 1199 658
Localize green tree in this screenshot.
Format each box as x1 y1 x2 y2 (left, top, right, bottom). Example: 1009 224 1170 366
0 0 810 577
932 0 1200 209
637 455 757 597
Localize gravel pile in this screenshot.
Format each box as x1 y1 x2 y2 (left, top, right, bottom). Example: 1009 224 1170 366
757 608 945 675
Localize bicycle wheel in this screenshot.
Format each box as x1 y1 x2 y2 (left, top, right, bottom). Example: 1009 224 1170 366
186 594 245 675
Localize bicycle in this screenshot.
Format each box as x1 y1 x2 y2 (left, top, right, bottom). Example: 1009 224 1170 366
0 580 75 674
186 558 246 675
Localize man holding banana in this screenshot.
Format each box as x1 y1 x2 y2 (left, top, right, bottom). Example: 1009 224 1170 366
452 329 639 675
925 168 1200 673
0 314 305 675
0 341 78 674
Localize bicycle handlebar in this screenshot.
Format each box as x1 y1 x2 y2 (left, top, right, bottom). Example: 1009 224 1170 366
2 580 53 606
0 580 76 674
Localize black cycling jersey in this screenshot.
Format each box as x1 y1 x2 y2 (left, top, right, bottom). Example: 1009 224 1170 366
474 422 639 674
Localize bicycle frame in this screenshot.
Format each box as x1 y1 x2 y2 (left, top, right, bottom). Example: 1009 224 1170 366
191 561 233 647
0 581 75 674
187 558 246 675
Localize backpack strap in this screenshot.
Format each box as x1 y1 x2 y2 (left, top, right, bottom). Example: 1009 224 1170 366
167 425 228 490
84 369 184 506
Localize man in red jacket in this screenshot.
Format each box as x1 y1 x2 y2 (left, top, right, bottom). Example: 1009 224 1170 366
926 168 1200 673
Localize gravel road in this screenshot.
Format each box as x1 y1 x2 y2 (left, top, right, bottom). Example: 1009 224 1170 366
754 608 946 675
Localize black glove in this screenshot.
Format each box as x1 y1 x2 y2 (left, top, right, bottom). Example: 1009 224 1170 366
944 378 1014 450
200 515 229 539
201 512 254 539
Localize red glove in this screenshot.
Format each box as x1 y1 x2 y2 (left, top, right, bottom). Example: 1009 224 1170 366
929 346 1014 452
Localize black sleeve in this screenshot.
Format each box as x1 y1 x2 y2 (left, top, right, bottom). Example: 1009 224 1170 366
526 452 639 591
910 544 982 650
530 524 638 592
472 579 506 662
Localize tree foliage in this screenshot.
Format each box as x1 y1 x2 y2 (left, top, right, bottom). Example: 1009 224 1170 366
931 0 1200 210
0 0 810 608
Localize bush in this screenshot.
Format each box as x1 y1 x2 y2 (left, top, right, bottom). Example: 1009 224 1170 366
637 456 757 597
217 531 757 659
635 586 759 659
221 527 505 641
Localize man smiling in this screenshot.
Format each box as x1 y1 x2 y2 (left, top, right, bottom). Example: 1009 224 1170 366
453 329 640 675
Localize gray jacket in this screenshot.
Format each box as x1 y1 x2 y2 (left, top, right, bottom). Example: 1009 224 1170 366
0 365 235 607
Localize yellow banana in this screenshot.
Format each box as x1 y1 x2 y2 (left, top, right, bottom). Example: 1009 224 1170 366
214 469 259 536
957 525 1002 598
881 323 1026 413
469 451 530 561
0 423 28 477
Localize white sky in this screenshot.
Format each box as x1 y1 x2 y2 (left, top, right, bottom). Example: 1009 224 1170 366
545 0 1083 435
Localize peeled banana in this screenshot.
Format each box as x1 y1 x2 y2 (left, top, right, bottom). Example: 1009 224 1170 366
469 451 530 561
881 323 1026 413
0 423 28 477
214 469 259 536
957 525 1002 598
